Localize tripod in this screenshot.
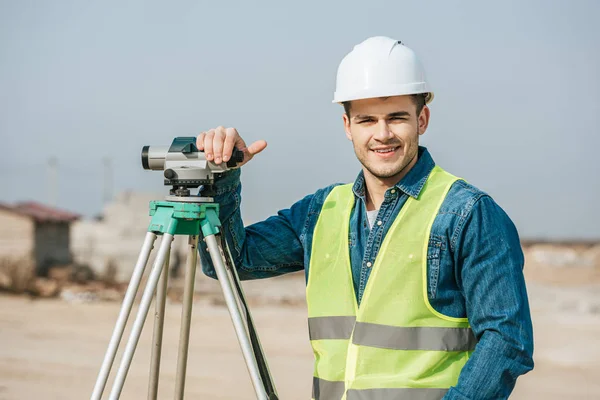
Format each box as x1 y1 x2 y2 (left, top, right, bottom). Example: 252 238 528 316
90 197 278 400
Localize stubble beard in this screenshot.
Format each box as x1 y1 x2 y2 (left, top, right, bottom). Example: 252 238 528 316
360 148 417 179
355 130 420 180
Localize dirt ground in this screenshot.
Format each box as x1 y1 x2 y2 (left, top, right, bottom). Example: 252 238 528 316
1 278 599 399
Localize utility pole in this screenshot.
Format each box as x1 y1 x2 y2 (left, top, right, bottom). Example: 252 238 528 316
47 157 58 207
103 157 113 205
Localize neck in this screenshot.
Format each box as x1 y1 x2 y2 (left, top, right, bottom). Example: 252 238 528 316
364 154 419 211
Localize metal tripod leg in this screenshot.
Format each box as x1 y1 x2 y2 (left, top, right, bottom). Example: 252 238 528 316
204 234 269 400
91 232 157 400
221 235 277 399
108 232 176 400
148 246 170 400
174 235 199 399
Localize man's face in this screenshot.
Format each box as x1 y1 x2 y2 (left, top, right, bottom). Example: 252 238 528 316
343 95 429 184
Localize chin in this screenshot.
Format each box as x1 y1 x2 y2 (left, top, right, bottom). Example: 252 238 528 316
374 161 402 174
369 166 403 179
374 171 402 179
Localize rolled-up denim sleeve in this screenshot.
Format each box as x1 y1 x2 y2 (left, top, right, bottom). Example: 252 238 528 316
444 196 534 399
199 168 309 280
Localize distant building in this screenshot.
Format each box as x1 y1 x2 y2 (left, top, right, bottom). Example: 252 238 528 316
0 202 80 275
71 191 187 282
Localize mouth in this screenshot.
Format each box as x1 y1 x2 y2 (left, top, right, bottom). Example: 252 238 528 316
370 146 401 158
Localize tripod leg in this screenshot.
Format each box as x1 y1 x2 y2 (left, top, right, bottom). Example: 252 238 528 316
108 233 176 400
204 234 268 400
147 246 170 400
221 236 278 399
91 232 157 400
174 235 199 400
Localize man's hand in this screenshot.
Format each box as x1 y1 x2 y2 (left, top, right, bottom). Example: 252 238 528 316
196 126 267 167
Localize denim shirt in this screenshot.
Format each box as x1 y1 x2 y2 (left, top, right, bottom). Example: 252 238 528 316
199 147 534 400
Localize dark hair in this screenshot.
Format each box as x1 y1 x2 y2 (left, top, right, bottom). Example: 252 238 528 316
343 93 428 120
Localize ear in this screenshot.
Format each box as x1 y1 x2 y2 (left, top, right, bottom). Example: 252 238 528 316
343 113 352 141
418 105 430 136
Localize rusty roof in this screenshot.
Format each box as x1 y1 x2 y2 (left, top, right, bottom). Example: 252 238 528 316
0 201 80 223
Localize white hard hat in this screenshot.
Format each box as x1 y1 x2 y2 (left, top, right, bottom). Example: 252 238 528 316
333 36 434 104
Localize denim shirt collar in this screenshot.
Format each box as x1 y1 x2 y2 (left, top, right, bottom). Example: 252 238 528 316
352 146 436 200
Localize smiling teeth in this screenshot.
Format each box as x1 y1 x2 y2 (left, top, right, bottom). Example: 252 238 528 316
375 148 394 153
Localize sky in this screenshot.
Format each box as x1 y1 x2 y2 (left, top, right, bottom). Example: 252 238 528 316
0 0 598 240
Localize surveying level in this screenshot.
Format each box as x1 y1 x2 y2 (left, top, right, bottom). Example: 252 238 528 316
91 137 278 400
141 136 244 197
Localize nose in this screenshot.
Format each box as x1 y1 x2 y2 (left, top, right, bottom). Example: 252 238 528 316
374 119 393 141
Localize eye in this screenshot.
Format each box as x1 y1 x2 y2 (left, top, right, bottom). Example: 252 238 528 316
357 118 374 124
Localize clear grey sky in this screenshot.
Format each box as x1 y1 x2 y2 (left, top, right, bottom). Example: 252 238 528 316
1 0 598 240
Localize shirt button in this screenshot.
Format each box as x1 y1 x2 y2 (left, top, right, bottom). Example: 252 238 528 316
366 262 372 268
377 220 383 226
391 189 396 194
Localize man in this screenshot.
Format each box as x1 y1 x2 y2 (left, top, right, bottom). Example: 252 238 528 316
197 36 534 399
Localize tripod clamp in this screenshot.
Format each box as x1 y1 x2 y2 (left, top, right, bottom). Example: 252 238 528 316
90 197 278 400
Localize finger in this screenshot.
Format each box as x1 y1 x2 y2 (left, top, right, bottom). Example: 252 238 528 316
213 126 226 164
223 128 241 162
196 132 206 150
246 140 268 156
204 130 215 160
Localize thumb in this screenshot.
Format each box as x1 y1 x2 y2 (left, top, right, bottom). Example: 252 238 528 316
246 140 268 156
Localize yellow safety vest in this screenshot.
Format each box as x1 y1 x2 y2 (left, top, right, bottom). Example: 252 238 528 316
306 166 476 400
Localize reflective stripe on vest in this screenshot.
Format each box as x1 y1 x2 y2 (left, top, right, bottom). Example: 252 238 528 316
313 378 449 400
309 317 476 351
306 166 475 400
347 388 449 400
313 377 346 400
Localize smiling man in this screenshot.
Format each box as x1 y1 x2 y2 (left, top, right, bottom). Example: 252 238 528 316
197 36 534 399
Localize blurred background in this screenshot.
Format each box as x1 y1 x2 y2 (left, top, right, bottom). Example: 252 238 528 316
0 0 599 399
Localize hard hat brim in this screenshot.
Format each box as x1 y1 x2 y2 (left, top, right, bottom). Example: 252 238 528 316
333 83 433 104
